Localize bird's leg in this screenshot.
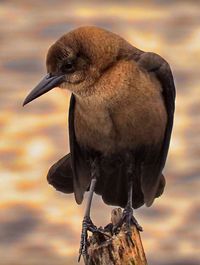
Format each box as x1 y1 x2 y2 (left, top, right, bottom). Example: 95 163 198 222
78 158 107 262
78 178 97 263
122 176 143 235
113 154 143 236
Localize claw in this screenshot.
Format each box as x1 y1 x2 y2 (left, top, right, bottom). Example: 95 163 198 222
78 216 110 262
78 216 91 262
113 206 143 236
124 206 143 232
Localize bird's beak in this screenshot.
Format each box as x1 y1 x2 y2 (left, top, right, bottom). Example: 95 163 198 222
23 73 65 106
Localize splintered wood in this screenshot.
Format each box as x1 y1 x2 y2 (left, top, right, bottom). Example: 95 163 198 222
86 208 148 265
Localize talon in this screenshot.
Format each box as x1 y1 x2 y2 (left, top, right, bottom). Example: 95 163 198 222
113 206 143 236
78 216 109 262
124 208 143 232
78 216 91 262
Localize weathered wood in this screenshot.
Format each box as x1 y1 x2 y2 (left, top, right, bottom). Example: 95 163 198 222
85 208 148 265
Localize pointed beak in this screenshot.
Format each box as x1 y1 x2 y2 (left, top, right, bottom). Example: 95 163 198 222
23 73 65 106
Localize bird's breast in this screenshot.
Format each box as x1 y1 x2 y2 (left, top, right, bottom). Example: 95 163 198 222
74 104 117 154
74 59 167 155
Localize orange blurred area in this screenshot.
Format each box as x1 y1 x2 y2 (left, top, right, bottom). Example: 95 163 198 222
0 1 200 265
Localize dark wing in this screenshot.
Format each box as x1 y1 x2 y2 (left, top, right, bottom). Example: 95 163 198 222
68 94 91 204
137 52 176 206
47 153 73 193
46 95 91 203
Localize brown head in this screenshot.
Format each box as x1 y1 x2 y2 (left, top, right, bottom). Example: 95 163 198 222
23 26 136 105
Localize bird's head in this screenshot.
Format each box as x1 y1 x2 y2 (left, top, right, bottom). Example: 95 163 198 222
23 26 134 106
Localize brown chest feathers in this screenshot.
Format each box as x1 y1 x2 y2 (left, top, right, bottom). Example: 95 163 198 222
74 59 167 155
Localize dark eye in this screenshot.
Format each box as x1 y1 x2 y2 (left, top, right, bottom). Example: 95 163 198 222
61 61 74 73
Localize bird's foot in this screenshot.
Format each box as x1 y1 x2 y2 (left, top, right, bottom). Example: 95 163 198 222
78 216 107 262
113 206 143 237
123 206 143 235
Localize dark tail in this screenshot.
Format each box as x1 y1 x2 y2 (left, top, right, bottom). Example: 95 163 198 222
94 156 144 209
47 153 165 208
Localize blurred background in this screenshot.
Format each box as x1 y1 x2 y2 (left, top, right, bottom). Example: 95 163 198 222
0 0 200 264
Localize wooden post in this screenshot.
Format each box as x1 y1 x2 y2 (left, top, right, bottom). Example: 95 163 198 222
85 208 148 265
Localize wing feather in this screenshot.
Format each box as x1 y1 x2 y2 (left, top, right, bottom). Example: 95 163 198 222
68 94 91 204
137 52 176 206
47 153 73 193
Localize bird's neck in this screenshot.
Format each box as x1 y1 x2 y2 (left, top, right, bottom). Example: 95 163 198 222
74 92 105 112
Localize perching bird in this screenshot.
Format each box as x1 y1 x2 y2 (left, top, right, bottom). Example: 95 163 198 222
23 26 175 259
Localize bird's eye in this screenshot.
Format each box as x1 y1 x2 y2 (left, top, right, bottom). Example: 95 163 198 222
61 61 74 73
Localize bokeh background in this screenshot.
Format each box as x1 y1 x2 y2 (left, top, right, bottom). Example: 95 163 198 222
0 0 200 264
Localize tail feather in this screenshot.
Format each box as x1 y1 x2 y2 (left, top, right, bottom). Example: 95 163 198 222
95 157 145 209
46 152 166 208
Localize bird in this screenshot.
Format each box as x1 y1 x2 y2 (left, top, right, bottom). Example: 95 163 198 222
23 26 176 260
